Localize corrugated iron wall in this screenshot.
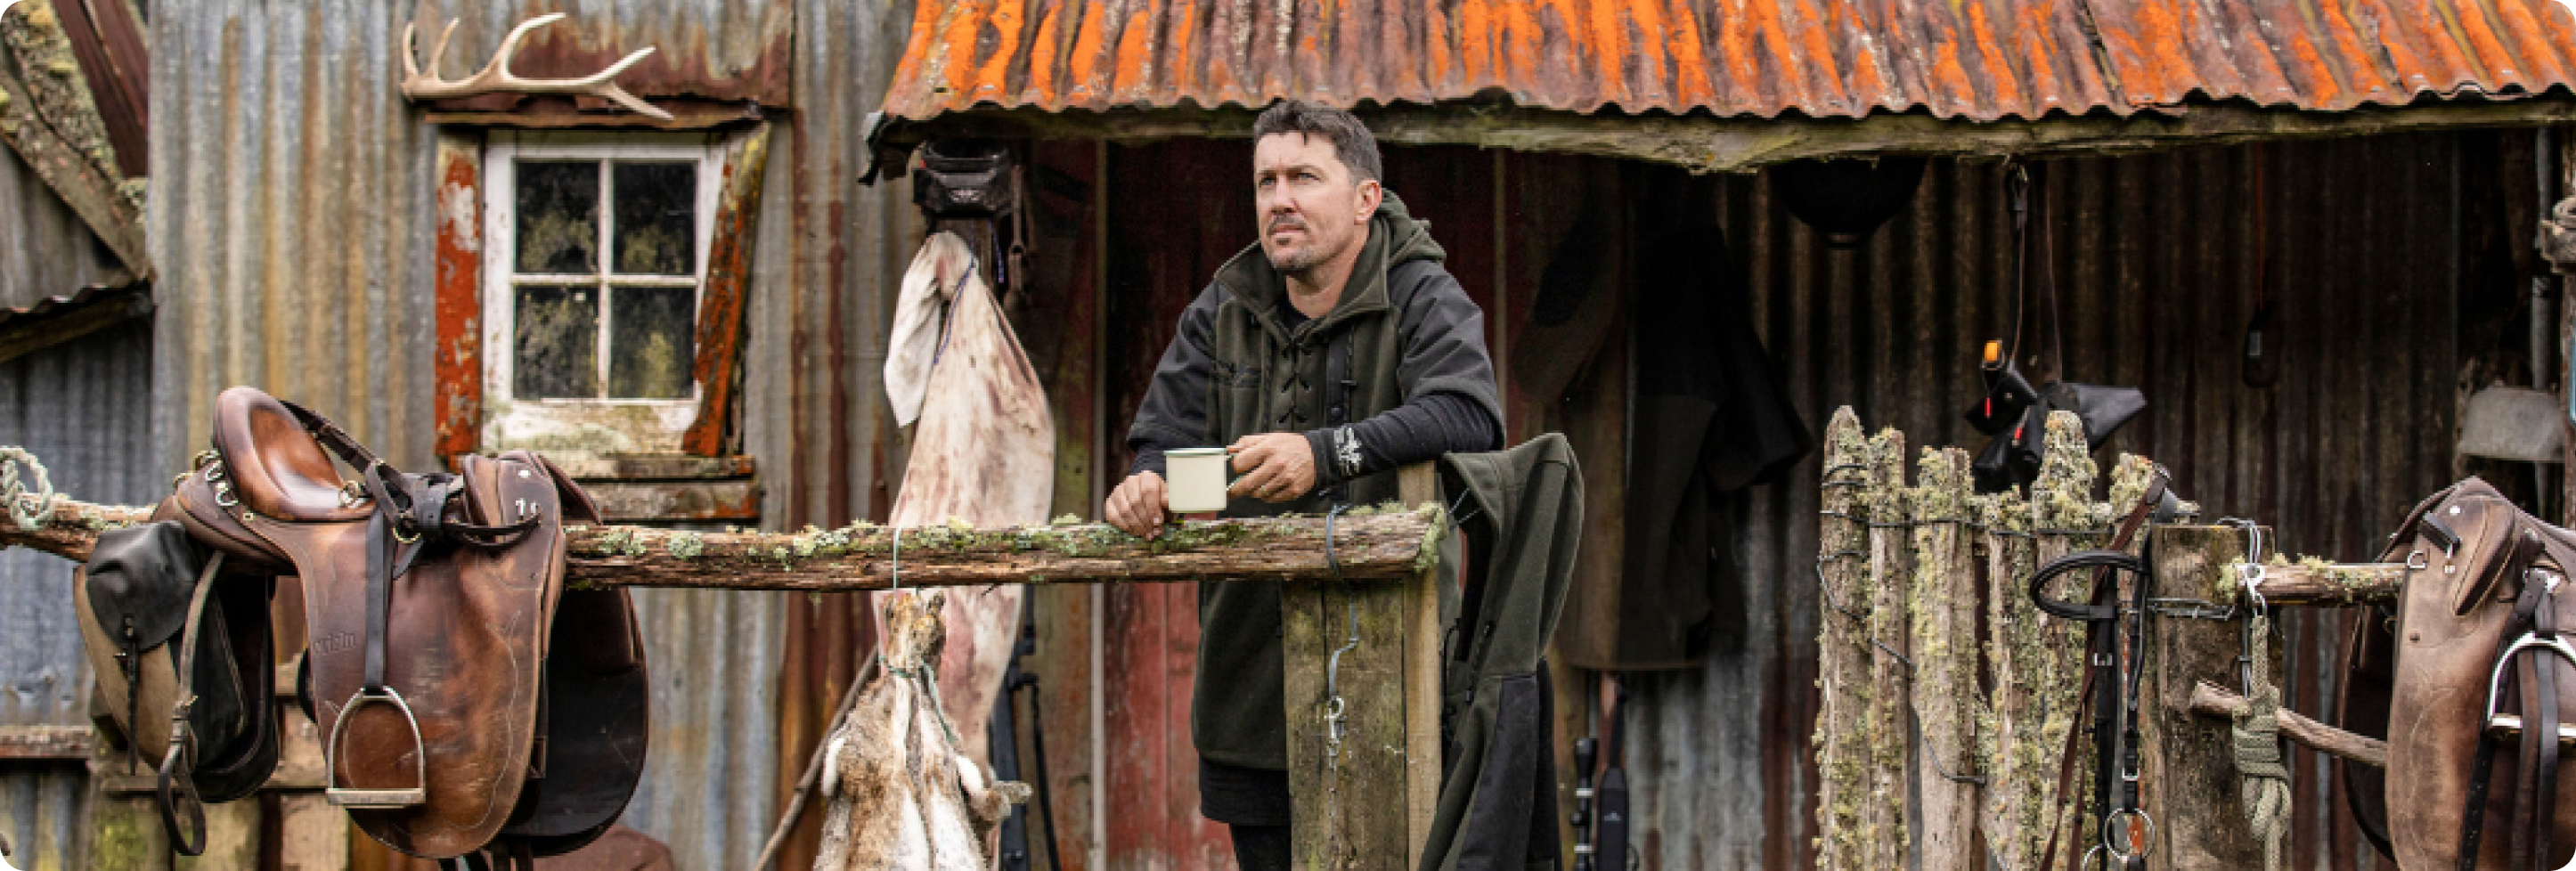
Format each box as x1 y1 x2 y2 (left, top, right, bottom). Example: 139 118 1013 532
620 587 784 865
0 321 155 870
149 0 441 473
1622 132 2479 869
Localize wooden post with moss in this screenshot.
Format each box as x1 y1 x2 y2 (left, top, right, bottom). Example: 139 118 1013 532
1862 428 1913 868
1283 462 1447 869
2139 525 2274 869
1814 410 1871 871
1971 466 2033 865
1911 447 1979 871
1985 411 2102 868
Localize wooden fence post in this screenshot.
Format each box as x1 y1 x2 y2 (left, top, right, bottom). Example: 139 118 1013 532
1284 463 1445 869
1863 428 1913 869
1911 447 1978 871
2141 525 2276 869
1973 474 2032 865
1989 411 2100 868
1814 410 1870 871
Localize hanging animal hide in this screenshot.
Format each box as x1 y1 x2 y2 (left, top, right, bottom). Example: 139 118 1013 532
814 591 1029 869
876 232 1056 772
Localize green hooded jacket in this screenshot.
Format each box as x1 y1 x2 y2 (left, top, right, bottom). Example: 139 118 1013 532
1421 434 1582 870
1127 191 1504 770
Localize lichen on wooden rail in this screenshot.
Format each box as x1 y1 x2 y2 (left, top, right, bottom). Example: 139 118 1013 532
2213 558 2405 606
0 495 1449 590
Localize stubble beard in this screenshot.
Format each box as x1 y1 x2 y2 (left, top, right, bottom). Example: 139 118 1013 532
1264 229 1344 278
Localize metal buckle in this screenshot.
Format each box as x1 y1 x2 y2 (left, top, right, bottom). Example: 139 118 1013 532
2407 549 2431 571
2101 808 2155 862
324 688 429 808
211 481 237 509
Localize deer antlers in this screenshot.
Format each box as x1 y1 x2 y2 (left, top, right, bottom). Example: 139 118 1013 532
400 13 675 121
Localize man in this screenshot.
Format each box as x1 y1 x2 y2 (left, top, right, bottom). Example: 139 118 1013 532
1104 101 1504 868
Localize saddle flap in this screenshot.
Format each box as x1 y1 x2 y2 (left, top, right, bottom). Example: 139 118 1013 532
85 523 202 649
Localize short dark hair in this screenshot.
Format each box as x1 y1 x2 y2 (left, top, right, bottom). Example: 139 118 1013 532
1252 100 1382 183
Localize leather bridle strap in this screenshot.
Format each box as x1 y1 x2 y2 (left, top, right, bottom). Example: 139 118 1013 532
2515 590 2559 871
2034 468 2172 871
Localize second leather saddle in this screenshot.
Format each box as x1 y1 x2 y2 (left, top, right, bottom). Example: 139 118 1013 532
2360 478 2576 870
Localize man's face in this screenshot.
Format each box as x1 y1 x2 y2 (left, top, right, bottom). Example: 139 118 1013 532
1253 132 1379 277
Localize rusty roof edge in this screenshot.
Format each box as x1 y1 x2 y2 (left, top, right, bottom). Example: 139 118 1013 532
864 94 2576 177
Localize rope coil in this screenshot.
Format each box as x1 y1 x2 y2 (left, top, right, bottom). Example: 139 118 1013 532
2232 612 2292 871
0 446 54 533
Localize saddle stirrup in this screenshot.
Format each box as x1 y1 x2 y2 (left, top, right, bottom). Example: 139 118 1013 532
325 512 428 809
2479 620 2576 870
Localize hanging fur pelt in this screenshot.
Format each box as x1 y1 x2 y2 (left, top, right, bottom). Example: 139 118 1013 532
813 590 1029 870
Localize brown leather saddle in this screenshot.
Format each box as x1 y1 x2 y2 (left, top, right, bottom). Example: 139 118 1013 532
2362 478 2576 870
163 387 649 867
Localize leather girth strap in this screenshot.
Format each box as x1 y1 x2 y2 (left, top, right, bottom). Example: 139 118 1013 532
2459 525 2564 871
318 401 540 707
154 551 225 856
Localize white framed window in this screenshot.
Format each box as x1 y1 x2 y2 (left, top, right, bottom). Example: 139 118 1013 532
481 130 721 454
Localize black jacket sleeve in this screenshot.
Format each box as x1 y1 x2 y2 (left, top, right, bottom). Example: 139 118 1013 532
1304 261 1506 485
1125 284 1227 479
1303 394 1499 488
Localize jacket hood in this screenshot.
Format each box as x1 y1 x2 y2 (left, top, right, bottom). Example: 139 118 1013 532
1213 190 1445 333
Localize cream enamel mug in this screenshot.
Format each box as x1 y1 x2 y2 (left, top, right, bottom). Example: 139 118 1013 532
1165 447 1232 514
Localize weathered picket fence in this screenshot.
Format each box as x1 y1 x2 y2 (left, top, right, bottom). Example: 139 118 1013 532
1815 406 2175 871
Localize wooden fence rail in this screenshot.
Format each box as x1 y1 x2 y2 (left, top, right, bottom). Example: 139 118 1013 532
2 464 1450 868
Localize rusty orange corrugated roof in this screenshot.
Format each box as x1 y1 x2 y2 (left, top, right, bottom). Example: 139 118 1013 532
880 0 2576 122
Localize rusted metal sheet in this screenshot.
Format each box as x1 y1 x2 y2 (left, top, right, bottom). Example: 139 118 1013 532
407 0 793 111
883 0 2576 124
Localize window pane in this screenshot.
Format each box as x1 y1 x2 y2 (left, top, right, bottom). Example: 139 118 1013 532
516 161 599 274
608 286 695 399
516 286 598 399
613 163 697 276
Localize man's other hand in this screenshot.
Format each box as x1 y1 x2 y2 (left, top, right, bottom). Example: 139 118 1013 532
1106 471 1168 539
1227 433 1317 503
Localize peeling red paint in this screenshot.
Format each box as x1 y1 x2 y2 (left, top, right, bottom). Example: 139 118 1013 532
681 124 770 457
431 137 483 462
883 0 2576 122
